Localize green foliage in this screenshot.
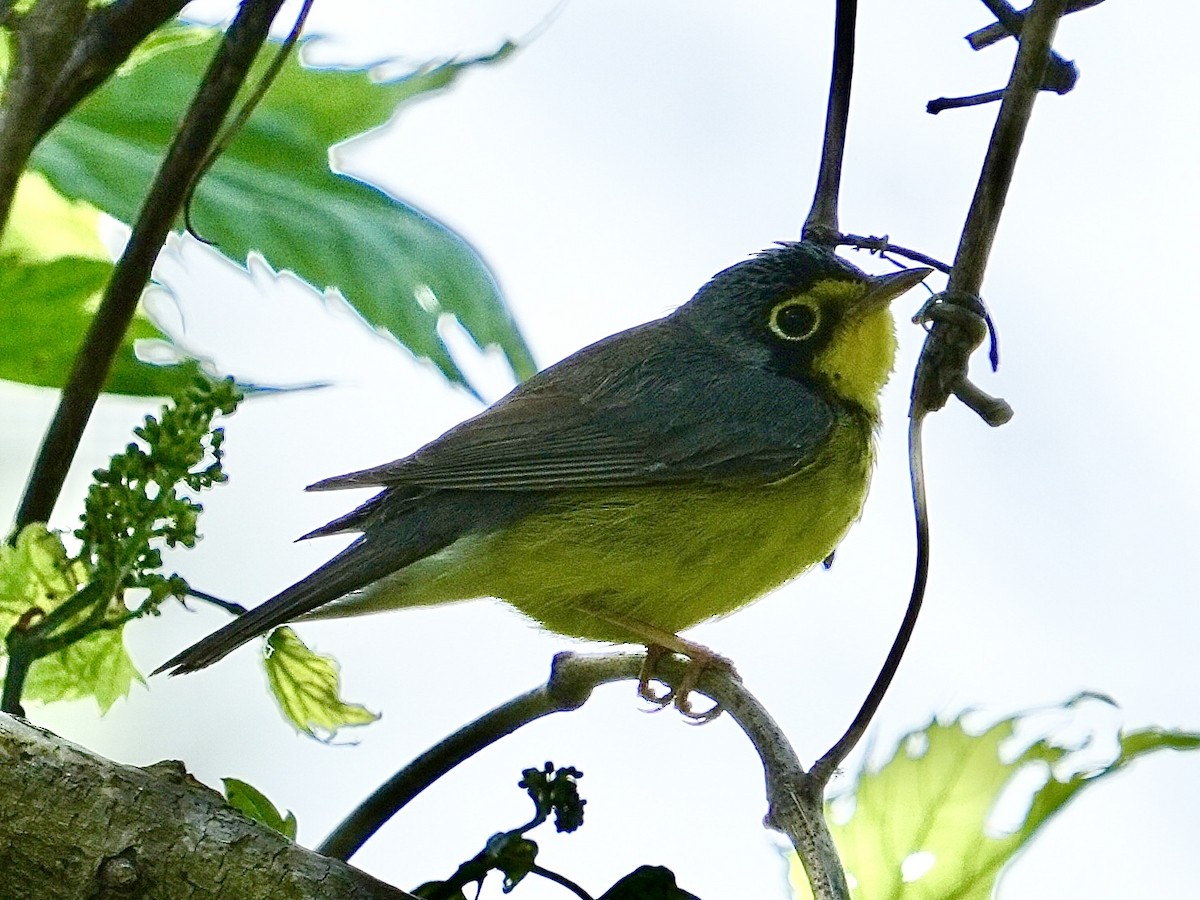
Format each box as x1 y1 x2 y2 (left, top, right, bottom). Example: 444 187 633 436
0 378 239 712
29 27 535 393
0 526 142 710
76 377 240 603
789 703 1200 900
263 626 379 740
0 173 193 396
223 777 298 840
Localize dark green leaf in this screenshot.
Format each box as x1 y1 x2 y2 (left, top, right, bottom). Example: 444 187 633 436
0 254 196 395
264 626 379 739
223 777 298 840
31 29 535 389
0 173 194 395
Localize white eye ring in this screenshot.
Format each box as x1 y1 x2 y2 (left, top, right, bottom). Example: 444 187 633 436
769 300 821 341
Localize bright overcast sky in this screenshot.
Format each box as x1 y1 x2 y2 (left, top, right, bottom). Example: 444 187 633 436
4 1 1199 898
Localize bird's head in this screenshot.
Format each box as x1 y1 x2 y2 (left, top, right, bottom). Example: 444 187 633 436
674 242 932 417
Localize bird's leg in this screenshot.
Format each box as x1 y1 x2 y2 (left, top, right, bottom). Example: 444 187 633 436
598 613 736 721
638 644 674 706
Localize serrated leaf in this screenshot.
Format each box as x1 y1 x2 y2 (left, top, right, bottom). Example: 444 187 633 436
263 626 378 740
30 28 535 390
23 626 143 713
223 777 298 840
0 525 142 714
788 707 1200 900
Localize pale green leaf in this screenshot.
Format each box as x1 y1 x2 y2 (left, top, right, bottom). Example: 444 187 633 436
23 626 143 713
0 173 198 394
789 707 1200 900
264 626 378 740
0 525 142 713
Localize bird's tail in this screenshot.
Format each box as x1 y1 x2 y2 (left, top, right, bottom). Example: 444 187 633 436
153 535 389 675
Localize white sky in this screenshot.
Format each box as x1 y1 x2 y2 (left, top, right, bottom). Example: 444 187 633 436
3 1 1199 898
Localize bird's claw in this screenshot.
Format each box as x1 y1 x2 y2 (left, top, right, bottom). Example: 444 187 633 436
637 644 731 722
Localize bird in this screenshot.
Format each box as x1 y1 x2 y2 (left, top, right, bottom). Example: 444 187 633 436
156 242 930 719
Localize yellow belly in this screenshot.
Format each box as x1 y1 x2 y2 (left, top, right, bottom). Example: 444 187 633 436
382 415 875 643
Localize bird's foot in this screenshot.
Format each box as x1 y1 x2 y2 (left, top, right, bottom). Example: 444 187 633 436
638 640 736 723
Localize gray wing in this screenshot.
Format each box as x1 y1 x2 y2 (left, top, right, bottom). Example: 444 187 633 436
310 319 836 493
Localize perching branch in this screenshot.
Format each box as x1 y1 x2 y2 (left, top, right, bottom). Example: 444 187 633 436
13 0 287 531
319 652 850 900
801 0 857 248
0 714 416 899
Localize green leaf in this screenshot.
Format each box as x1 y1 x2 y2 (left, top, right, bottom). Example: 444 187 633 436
0 171 107 261
0 525 88 632
22 626 143 713
31 28 535 390
0 173 197 395
0 525 141 713
788 706 1200 900
263 626 379 740
222 777 298 840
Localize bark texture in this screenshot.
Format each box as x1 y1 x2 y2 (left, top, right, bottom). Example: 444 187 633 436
0 715 413 899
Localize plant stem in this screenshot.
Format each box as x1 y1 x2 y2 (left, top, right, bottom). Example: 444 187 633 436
14 0 286 531
801 0 857 247
950 0 1071 298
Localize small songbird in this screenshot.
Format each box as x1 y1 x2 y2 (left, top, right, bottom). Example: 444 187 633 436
157 243 929 718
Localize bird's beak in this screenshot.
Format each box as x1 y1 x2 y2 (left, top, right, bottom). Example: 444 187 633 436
853 267 934 317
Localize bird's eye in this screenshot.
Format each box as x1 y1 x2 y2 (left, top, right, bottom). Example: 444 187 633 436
768 299 821 341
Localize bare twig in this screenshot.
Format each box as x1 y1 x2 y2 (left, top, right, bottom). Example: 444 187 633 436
801 0 857 248
0 0 88 235
976 0 1078 93
14 0 287 531
967 0 1103 51
838 233 953 274
945 0 1071 302
318 652 849 900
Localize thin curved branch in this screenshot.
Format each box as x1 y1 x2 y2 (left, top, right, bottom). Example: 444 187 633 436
319 652 850 900
14 0 287 532
815 0 1071 791
811 416 930 784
